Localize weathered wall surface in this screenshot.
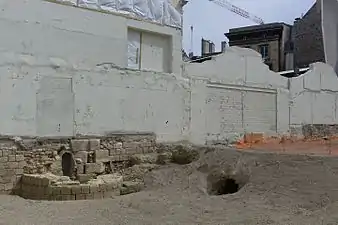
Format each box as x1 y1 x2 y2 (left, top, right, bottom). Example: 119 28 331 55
1 0 338 146
289 62 338 136
0 0 189 142
185 48 338 144
184 47 290 145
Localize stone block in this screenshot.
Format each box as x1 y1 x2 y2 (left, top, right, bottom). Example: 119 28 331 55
71 139 89 152
71 186 81 195
74 151 88 164
4 183 13 191
75 193 86 200
93 192 103 199
61 186 72 195
77 174 94 184
15 155 24 161
113 142 123 149
89 184 99 193
7 162 18 169
76 164 85 175
0 157 7 163
94 150 109 162
85 162 105 175
15 168 24 175
51 186 62 195
8 155 16 162
89 139 100 151
81 184 90 194
85 193 94 200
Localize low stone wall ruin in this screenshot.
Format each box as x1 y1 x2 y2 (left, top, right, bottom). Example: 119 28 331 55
0 133 156 199
20 174 123 201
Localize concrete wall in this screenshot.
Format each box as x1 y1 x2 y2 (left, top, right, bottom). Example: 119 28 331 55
184 47 290 144
0 0 182 74
321 0 338 73
0 0 188 142
1 0 338 145
289 62 338 128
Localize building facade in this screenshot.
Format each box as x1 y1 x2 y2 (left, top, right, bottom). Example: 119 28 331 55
225 23 292 72
292 2 325 69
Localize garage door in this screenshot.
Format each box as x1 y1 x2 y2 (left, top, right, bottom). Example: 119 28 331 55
243 90 277 134
205 87 243 142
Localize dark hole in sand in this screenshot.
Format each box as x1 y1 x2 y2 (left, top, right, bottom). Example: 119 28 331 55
208 177 241 195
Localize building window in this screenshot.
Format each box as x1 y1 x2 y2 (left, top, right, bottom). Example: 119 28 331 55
259 44 269 59
127 28 172 73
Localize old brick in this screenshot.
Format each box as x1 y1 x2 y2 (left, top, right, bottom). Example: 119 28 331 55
85 193 94 200
71 139 89 152
0 157 7 163
93 192 103 199
51 186 62 195
89 139 100 151
74 151 88 164
8 155 16 162
71 186 81 195
61 186 72 195
85 163 105 174
15 155 24 161
81 184 90 194
7 162 19 169
75 193 86 200
15 168 24 175
77 174 94 183
18 161 26 168
4 183 13 191
94 150 109 161
89 184 99 193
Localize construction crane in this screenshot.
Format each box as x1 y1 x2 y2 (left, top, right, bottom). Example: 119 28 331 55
208 0 264 24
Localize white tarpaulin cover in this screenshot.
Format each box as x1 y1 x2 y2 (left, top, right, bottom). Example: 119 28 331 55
57 0 182 28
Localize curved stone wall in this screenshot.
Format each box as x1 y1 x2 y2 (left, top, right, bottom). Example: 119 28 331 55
19 174 123 201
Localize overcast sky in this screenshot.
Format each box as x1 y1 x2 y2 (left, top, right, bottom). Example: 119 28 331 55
182 0 315 55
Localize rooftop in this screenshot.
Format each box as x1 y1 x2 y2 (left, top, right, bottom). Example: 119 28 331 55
225 22 292 36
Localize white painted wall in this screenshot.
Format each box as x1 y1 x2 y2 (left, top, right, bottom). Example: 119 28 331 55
289 62 338 127
0 0 182 74
1 0 338 144
0 0 187 142
184 47 290 144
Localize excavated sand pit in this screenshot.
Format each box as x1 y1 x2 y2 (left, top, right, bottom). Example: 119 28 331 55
2 146 338 224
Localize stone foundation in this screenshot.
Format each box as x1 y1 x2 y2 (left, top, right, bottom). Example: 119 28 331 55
0 149 25 194
290 124 338 139
0 133 156 199
19 173 122 200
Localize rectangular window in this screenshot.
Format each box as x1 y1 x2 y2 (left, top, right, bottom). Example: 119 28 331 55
259 44 269 59
127 28 172 73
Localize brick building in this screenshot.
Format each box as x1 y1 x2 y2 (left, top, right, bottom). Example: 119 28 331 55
224 2 328 72
292 2 326 69
225 23 292 72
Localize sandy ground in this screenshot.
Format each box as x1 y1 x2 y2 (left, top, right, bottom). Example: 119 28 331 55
2 147 338 225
